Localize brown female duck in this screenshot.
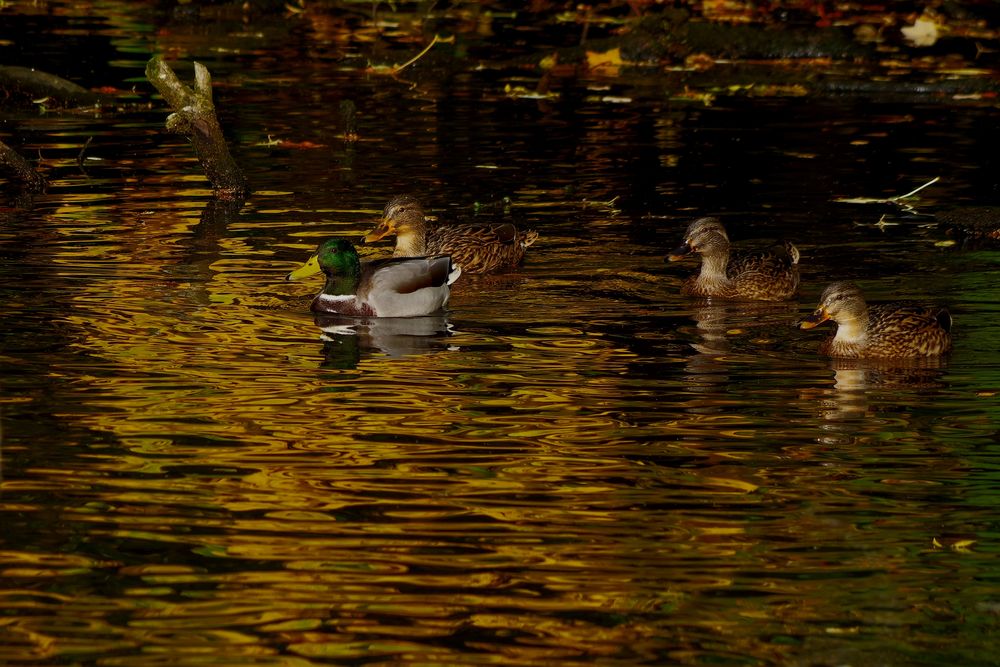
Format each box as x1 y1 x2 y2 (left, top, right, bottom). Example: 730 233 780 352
799 281 953 359
363 195 538 274
667 217 800 301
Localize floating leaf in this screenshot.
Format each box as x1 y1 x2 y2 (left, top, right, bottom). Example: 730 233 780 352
586 47 622 71
902 17 940 47
951 539 977 552
504 83 560 100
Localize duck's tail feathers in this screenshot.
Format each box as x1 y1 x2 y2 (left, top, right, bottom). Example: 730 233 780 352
447 264 463 285
936 307 952 333
522 230 539 248
784 241 800 265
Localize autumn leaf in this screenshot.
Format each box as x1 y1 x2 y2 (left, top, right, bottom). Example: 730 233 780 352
902 17 941 47
586 47 623 73
276 140 328 150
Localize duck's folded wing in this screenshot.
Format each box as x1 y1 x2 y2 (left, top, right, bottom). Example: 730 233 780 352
868 303 953 356
358 257 454 318
874 303 952 333
361 256 450 293
434 223 530 246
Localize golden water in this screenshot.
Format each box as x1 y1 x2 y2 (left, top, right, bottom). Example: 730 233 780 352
1 4 999 665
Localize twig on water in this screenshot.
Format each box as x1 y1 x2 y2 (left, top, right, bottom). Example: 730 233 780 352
833 176 940 206
368 34 455 75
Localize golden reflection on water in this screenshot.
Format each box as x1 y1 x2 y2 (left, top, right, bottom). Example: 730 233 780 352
4 59 1000 667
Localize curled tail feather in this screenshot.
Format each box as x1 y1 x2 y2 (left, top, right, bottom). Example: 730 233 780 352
784 241 800 265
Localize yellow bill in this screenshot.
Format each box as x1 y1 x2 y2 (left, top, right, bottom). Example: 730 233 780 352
286 254 321 281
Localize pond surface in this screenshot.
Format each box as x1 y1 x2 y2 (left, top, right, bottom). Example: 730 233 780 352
2 3 999 665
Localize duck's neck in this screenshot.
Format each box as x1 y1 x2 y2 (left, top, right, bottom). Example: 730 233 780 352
322 270 360 296
832 310 870 345
393 221 428 257
697 250 731 286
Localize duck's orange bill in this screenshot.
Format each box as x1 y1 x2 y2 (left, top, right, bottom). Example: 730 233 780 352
798 307 830 329
363 220 390 243
666 242 692 262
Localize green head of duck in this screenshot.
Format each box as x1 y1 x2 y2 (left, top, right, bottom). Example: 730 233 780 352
287 238 362 296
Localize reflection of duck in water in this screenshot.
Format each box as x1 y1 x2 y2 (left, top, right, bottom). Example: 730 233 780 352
684 300 799 355
315 314 453 359
808 357 949 437
286 238 460 317
667 217 800 301
799 282 952 360
363 195 538 273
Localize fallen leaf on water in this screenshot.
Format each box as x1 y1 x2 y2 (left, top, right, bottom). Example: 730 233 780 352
586 47 623 71
276 140 328 150
684 53 715 71
902 17 940 47
951 539 977 553
933 537 977 552
504 83 559 100
672 88 715 106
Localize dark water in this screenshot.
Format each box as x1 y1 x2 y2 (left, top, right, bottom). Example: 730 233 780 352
2 3 999 665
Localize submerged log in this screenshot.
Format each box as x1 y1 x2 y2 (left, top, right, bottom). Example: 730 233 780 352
0 65 108 107
0 140 47 191
145 56 249 198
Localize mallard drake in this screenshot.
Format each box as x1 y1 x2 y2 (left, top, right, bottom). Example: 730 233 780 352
362 195 538 273
667 217 800 301
799 281 953 359
286 238 461 317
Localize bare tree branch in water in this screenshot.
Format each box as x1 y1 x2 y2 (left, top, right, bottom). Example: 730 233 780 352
0 140 47 191
145 56 249 198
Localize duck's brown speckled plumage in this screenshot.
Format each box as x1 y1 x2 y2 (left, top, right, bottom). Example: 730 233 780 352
363 195 538 274
799 281 953 359
667 217 800 301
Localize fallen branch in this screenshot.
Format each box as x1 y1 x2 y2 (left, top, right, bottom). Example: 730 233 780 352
833 177 940 206
0 139 47 191
145 56 248 198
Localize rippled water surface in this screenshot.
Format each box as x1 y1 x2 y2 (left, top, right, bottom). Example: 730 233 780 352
2 3 1000 665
